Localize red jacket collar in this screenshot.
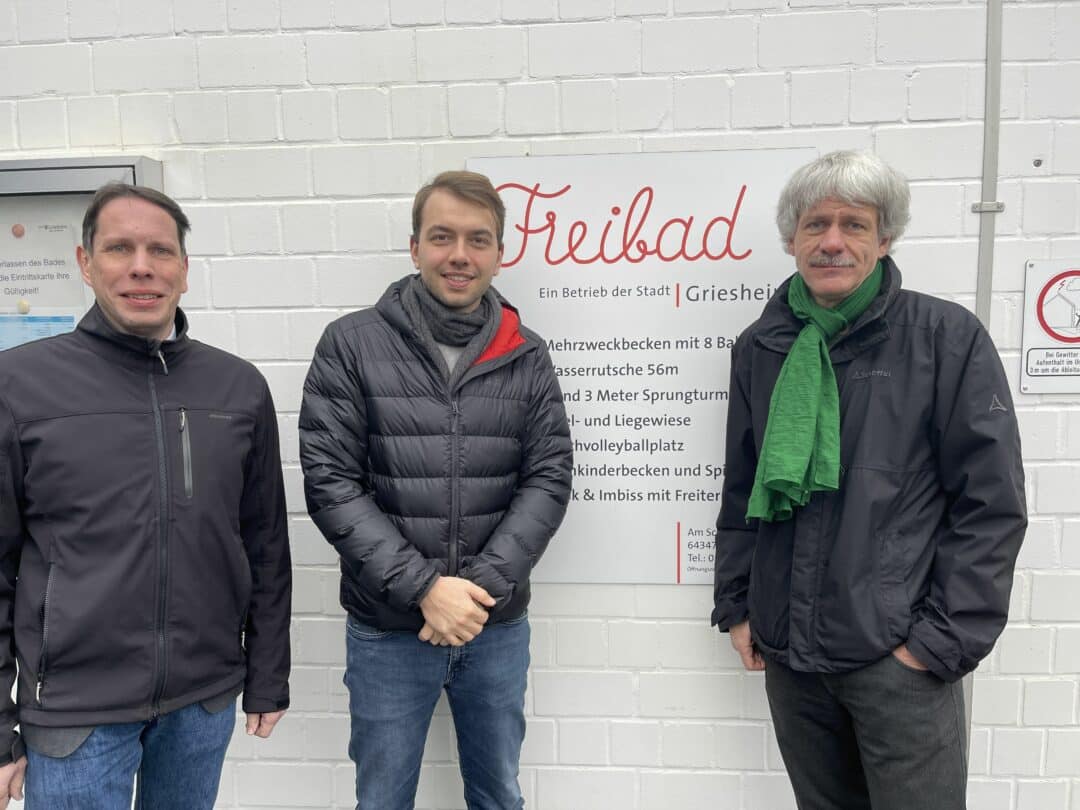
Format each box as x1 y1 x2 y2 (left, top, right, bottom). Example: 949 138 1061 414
475 305 526 365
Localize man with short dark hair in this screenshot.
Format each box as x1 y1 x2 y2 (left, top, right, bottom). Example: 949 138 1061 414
300 170 572 809
0 183 291 809
713 151 1026 809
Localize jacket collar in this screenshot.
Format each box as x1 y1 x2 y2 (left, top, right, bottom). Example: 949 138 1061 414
76 302 191 367
754 256 901 361
376 273 534 365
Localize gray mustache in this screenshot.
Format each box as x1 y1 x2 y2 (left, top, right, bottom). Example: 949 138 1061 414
809 256 857 268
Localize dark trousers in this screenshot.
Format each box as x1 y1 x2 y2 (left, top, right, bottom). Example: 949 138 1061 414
765 654 967 810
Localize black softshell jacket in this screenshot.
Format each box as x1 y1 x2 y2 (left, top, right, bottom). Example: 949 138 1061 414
299 277 573 630
0 305 291 763
712 259 1027 682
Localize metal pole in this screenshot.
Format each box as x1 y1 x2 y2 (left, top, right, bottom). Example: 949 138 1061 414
967 0 1005 755
973 0 1004 327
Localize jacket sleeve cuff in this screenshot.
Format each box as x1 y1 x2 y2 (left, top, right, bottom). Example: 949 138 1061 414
412 567 444 609
905 631 961 683
711 601 749 632
458 557 513 608
0 732 23 766
241 693 290 714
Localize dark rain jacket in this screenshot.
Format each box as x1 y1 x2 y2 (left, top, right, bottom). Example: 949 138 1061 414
0 305 291 764
712 258 1027 683
299 276 573 631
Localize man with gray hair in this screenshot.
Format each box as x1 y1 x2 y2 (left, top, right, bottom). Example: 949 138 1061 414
712 151 1026 809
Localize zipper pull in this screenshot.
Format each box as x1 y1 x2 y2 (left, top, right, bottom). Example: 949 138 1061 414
158 349 169 375
36 678 42 703
451 401 459 433
179 407 187 433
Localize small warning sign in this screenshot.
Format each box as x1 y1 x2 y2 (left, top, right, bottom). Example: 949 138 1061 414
1022 261 1080 394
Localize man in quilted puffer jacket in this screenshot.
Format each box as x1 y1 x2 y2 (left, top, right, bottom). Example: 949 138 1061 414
300 170 573 810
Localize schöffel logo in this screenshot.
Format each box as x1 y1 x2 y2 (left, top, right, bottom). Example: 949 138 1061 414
851 369 891 380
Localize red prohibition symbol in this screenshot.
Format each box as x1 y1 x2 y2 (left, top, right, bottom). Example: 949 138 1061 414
1035 269 1080 344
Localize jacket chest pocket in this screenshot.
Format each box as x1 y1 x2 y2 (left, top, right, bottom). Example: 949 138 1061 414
179 408 193 498
837 361 935 471
170 408 253 511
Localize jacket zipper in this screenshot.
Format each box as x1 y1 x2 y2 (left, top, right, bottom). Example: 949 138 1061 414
149 349 170 717
179 408 193 499
441 340 535 576
36 562 57 705
427 332 535 578
448 399 461 575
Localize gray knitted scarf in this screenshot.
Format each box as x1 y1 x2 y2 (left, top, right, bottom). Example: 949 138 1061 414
400 274 502 387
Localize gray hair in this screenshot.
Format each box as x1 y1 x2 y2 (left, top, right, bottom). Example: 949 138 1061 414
776 150 910 248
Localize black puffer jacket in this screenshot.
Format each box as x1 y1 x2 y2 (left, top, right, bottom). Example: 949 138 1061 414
299 277 572 630
712 259 1027 682
0 305 291 763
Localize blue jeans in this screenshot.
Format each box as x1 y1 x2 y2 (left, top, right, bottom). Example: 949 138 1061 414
345 613 530 810
24 700 236 810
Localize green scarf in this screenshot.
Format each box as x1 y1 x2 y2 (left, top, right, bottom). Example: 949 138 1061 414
745 262 883 522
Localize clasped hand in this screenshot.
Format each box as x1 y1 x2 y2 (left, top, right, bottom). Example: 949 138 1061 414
418 576 496 647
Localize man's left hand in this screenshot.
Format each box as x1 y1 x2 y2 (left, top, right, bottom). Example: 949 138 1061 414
892 644 929 671
246 710 287 738
419 622 453 646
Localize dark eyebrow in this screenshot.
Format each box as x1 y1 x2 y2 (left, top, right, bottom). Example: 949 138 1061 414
426 225 495 238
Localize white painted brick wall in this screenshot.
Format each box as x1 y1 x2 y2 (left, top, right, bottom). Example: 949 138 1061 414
420 27 523 81
759 12 873 69
447 83 502 137
790 70 847 126
877 8 986 63
226 91 280 144
530 21 637 78
66 95 118 147
0 43 91 97
312 143 420 196
205 147 310 199
642 17 755 74
336 87 390 140
391 85 448 139
16 98 66 149
731 73 787 129
280 0 331 30
94 38 197 93
673 76 731 130
307 30 416 85
116 0 171 36
173 0 227 33
198 35 307 88
12 0 65 43
561 80 615 134
2 2 1078 807
118 94 173 146
505 81 559 135
174 92 228 143
615 77 670 132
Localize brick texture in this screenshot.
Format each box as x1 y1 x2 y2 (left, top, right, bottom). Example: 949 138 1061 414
1 3 1075 807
